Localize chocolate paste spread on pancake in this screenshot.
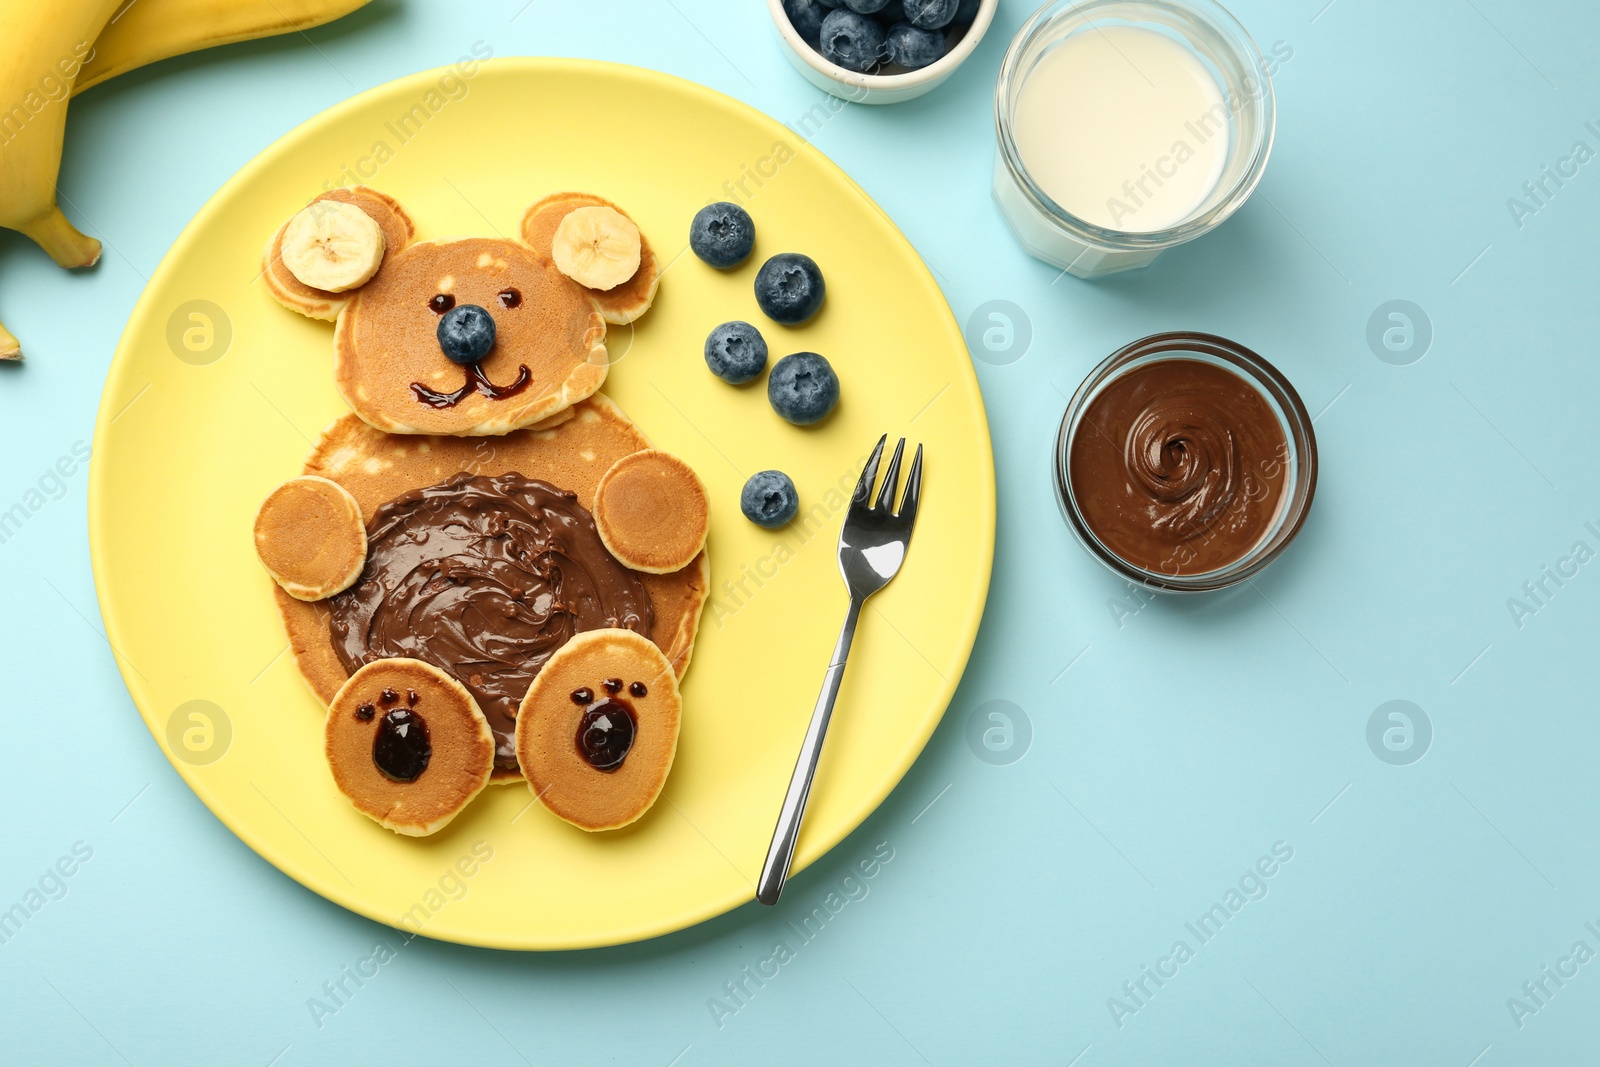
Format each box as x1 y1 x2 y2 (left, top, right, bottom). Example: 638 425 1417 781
328 471 652 772
1069 358 1288 575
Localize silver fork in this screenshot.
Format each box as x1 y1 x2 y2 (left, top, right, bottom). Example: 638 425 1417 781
757 435 923 906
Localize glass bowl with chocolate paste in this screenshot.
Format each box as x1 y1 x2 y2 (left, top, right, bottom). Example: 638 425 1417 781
1055 333 1316 592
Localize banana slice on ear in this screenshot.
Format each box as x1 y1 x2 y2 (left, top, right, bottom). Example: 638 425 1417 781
279 200 386 292
551 205 642 291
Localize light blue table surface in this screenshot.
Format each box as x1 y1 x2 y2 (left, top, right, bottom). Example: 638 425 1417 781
4 0 1598 1062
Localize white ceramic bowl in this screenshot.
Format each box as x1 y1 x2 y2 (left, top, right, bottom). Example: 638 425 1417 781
768 0 999 104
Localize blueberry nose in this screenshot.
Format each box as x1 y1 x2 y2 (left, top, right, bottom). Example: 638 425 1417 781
437 303 496 365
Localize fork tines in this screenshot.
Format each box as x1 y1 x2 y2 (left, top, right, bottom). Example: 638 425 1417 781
853 434 923 520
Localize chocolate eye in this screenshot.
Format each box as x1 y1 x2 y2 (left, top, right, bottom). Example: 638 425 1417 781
428 293 456 314
497 288 522 309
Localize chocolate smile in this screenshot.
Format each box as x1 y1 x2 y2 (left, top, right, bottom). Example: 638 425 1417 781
410 361 533 408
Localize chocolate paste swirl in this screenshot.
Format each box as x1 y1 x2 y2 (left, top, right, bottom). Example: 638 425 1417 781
1069 359 1288 575
1124 401 1240 540
328 471 653 772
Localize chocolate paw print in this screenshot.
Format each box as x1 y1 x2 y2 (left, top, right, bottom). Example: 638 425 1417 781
325 658 494 836
515 629 682 832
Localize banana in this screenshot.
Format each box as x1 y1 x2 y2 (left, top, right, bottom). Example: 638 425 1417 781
0 0 372 363
279 200 385 292
552 206 642 291
73 0 374 96
0 0 124 270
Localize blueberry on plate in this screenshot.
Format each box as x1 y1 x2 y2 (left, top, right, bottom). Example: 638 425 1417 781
903 0 957 29
704 321 768 384
954 0 980 20
886 22 947 68
754 253 826 325
436 303 496 365
842 0 888 12
689 202 756 269
741 471 801 528
768 352 840 425
818 9 886 73
782 0 828 44
879 0 906 21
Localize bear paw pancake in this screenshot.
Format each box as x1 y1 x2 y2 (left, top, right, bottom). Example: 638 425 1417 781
253 476 367 601
515 629 681 832
326 659 494 836
593 449 710 574
521 193 660 325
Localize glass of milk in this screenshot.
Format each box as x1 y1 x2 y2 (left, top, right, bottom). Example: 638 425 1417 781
993 0 1275 278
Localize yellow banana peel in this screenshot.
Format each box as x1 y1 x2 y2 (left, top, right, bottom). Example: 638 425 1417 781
1 0 373 361
0 0 123 267
76 0 375 95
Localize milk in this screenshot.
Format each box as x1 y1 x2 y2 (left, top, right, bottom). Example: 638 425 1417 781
1011 25 1228 233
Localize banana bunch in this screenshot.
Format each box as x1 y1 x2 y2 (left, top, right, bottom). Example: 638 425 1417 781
0 0 372 361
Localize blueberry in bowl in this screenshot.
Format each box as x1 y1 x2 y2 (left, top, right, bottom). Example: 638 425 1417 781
902 0 958 29
819 10 886 73
768 0 993 102
782 0 828 45
754 253 826 326
768 352 840 426
886 22 946 69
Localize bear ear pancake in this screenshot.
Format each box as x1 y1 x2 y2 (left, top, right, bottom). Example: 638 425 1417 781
520 192 660 326
262 187 415 321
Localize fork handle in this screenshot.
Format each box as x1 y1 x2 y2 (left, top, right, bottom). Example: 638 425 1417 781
756 597 864 906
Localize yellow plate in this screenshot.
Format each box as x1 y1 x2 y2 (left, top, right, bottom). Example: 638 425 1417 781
89 58 994 949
